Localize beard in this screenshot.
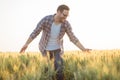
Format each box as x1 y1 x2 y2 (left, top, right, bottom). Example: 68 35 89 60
59 20 64 23
59 18 65 23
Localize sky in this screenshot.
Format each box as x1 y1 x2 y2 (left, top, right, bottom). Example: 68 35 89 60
0 0 120 52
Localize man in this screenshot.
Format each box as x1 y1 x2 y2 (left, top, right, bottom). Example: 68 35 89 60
20 4 90 80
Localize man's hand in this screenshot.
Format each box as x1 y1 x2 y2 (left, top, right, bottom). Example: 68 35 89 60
19 37 32 53
83 48 92 52
19 44 28 53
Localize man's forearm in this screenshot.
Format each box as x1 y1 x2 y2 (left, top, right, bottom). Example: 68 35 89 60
75 41 86 51
24 37 33 46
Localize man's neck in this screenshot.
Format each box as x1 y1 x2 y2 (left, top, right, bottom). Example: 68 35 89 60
54 14 61 24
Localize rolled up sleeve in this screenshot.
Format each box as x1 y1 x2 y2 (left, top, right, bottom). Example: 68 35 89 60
30 17 45 39
65 21 79 44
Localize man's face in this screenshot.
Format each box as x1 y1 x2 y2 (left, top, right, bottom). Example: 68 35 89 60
58 10 69 22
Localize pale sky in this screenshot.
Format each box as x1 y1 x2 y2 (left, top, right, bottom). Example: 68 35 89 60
0 0 120 52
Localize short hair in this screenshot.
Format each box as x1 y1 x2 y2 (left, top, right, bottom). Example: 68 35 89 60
57 4 70 12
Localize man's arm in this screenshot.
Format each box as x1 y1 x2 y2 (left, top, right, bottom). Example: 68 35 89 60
20 16 46 53
75 41 86 51
75 41 91 51
20 37 33 53
65 21 91 51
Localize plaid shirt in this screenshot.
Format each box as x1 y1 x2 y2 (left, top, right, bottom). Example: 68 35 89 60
30 14 79 56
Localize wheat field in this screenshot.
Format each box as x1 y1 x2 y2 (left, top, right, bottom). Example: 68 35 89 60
0 50 120 80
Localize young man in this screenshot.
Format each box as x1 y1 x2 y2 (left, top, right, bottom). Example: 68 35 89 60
20 4 90 80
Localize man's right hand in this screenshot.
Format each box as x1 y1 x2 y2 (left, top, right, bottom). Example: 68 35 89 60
19 44 28 53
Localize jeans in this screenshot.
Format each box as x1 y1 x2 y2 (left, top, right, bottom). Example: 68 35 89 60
45 49 64 80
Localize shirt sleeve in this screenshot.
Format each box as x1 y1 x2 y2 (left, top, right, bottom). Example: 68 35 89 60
30 16 46 39
65 21 79 44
